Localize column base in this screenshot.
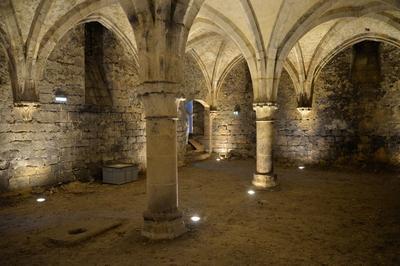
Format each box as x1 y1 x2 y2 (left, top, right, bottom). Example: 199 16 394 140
142 210 187 240
252 173 279 189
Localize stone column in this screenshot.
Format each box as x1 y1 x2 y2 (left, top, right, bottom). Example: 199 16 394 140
141 92 186 240
203 109 217 153
253 103 279 189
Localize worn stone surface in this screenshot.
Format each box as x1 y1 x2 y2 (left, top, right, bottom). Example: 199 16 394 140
212 61 255 157
276 43 400 168
179 55 256 159
1 160 400 265
0 25 145 190
2 27 399 191
179 55 208 101
253 103 279 188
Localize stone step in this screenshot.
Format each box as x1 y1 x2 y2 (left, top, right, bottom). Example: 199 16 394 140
188 138 205 152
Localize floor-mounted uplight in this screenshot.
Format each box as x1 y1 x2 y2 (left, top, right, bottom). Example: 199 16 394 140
191 215 201 222
216 158 221 162
233 104 241 116
298 166 305 170
55 95 67 103
247 189 255 195
297 107 312 117
36 197 46 203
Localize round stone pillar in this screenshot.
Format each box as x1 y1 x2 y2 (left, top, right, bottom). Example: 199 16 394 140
141 92 186 240
253 103 279 189
204 109 217 153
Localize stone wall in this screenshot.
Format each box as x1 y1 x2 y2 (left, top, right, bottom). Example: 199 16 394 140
0 25 146 190
179 55 256 159
180 55 208 101
5 30 399 191
1 33 220 190
356 43 400 167
276 42 400 168
176 55 209 164
212 60 255 157
192 101 205 136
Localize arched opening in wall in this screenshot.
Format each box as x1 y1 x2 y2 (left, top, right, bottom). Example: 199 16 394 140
84 22 112 108
19 21 146 188
276 40 400 169
347 40 399 168
350 41 382 87
184 99 210 162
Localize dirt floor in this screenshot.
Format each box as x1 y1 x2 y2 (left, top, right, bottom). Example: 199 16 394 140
0 159 399 266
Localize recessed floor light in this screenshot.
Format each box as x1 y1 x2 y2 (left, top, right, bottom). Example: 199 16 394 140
298 166 305 170
191 216 201 222
36 197 46 203
247 190 255 195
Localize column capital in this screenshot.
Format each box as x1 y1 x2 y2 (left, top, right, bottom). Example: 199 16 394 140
141 92 179 119
297 107 312 117
14 102 40 122
137 81 179 96
253 102 278 121
210 110 218 119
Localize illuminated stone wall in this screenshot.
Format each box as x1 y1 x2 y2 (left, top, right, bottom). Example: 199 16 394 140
276 43 400 168
179 56 256 158
176 55 209 163
0 26 146 190
3 30 398 191
212 61 256 157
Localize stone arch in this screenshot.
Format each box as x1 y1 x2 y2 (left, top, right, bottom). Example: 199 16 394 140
0 26 19 102
25 0 53 86
187 49 213 99
312 34 400 91
282 60 303 98
214 55 245 106
35 0 132 84
271 0 400 101
237 0 266 56
282 11 400 108
193 6 261 101
277 1 400 74
193 99 210 109
191 17 257 76
80 14 138 65
0 0 29 102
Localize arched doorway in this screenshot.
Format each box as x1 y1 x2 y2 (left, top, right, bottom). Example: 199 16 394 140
184 99 212 162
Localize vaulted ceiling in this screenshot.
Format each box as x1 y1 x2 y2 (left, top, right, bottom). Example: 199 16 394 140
1 0 400 106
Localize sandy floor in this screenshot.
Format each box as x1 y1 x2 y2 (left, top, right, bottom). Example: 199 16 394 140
0 159 399 266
